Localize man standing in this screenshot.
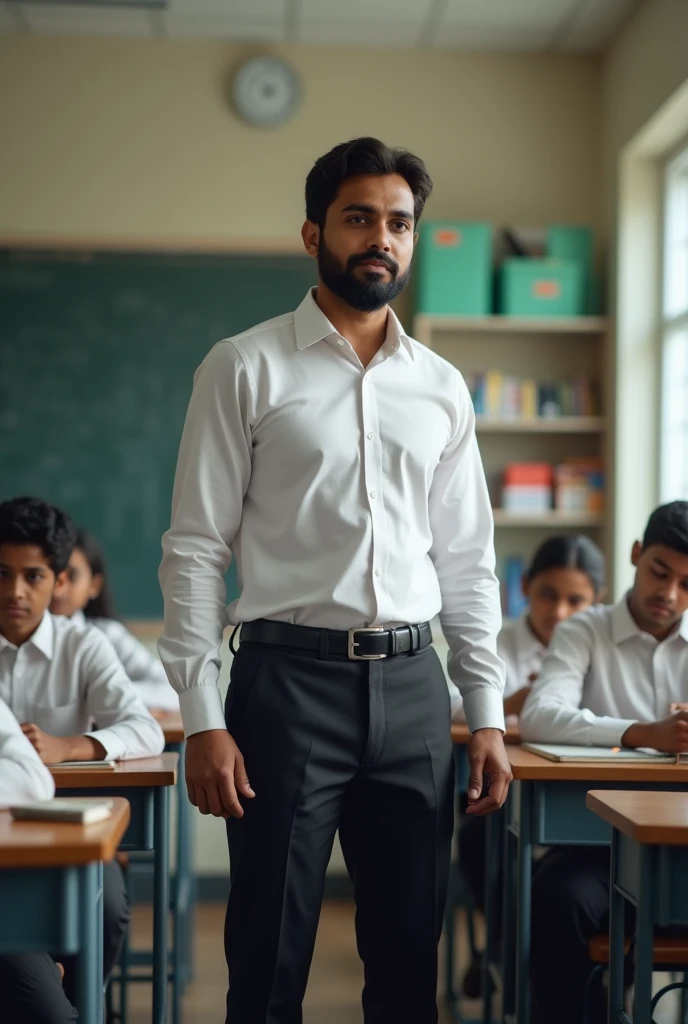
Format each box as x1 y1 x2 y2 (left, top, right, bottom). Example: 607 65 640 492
159 137 511 1023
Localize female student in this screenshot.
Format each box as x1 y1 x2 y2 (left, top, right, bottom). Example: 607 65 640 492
51 527 178 710
458 533 606 996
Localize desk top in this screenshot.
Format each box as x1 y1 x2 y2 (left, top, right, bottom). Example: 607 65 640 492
507 746 688 783
52 753 178 790
587 790 688 845
152 711 185 744
0 797 130 868
451 723 521 746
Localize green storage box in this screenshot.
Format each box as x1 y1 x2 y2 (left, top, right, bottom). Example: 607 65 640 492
500 258 584 317
415 221 493 315
547 225 596 313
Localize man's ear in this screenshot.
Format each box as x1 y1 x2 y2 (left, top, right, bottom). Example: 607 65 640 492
631 540 643 568
413 230 419 247
301 220 320 258
89 573 105 601
52 569 69 598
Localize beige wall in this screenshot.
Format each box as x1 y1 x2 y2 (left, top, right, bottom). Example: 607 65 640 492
601 0 688 596
0 37 602 245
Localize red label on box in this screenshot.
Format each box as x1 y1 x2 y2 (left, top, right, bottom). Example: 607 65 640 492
532 279 561 299
434 228 461 247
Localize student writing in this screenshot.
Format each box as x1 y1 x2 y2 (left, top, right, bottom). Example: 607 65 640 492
520 501 688 1024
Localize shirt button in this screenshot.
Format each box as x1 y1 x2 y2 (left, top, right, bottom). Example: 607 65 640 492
367 432 375 441
374 568 381 578
370 490 377 499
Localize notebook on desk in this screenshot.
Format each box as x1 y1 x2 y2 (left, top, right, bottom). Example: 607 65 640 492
522 743 687 763
10 798 114 824
48 760 116 770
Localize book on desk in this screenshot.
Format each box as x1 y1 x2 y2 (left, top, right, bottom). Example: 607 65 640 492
523 742 688 764
48 760 117 770
10 798 115 824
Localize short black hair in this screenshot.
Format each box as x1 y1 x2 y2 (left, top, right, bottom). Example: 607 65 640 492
0 497 76 575
642 501 688 556
526 534 606 595
305 137 433 228
74 526 119 621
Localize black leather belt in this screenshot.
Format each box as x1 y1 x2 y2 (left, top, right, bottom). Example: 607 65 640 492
240 619 433 661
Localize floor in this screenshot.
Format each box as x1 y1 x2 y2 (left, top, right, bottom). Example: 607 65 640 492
125 900 479 1023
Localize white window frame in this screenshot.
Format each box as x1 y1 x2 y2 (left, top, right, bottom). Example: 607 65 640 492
660 143 688 502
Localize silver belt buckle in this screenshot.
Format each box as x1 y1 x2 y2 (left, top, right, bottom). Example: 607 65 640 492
347 626 387 661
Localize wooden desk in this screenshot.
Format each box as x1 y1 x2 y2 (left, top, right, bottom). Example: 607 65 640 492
152 710 185 746
53 755 178 1024
0 799 130 1024
491 749 688 1024
588 791 688 1024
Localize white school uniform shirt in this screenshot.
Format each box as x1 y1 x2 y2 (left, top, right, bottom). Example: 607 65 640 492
72 611 179 711
0 612 165 761
0 695 55 805
520 596 688 747
159 289 506 739
447 612 546 721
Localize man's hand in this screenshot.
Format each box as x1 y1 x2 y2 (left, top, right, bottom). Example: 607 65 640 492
185 729 255 819
21 724 71 764
465 727 513 816
623 712 688 754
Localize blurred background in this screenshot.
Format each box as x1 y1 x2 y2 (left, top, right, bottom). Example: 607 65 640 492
1 1 687 1020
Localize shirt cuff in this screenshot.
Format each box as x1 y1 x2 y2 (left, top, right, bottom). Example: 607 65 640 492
461 688 506 734
85 728 126 761
590 718 637 748
178 685 227 739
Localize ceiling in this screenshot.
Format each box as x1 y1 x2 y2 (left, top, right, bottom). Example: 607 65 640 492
0 0 640 51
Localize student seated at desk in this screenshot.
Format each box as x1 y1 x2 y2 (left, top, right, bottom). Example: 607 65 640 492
0 496 165 1007
0 695 78 1023
520 501 688 1024
457 534 605 995
50 526 178 711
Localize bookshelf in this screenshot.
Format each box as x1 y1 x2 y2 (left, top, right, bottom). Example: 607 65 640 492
413 313 611 599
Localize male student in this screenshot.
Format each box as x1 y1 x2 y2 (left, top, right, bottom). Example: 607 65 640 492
0 496 165 1008
0 695 79 1023
520 500 688 1024
159 137 511 1023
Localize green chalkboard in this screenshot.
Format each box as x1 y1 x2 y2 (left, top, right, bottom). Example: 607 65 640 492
0 248 317 617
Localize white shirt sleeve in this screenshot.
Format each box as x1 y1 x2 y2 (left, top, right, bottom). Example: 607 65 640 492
79 629 166 760
429 375 506 733
0 697 55 805
97 620 179 711
158 341 253 739
520 617 637 746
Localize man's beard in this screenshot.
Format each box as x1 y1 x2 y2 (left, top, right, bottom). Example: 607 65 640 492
317 238 411 313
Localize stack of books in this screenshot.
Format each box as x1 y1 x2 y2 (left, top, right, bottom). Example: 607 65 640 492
502 463 553 513
499 460 605 514
464 371 598 419
554 458 604 512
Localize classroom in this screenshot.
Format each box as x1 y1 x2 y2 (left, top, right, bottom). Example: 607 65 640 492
1 1 688 1022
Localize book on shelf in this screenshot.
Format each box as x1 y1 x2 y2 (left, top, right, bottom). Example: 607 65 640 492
464 371 598 420
503 556 528 619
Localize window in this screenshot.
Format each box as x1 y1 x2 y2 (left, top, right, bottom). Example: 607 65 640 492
661 145 688 501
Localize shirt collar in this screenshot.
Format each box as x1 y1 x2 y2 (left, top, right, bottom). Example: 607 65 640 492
611 594 688 645
293 288 414 361
0 611 54 659
71 609 86 628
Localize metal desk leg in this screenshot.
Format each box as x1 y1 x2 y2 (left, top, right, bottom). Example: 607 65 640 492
76 861 103 1024
501 808 517 1023
153 786 170 1024
632 846 655 1024
607 831 626 1023
515 781 533 1024
482 807 502 1024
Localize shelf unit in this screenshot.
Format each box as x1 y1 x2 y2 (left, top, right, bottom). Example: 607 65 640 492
413 312 612 592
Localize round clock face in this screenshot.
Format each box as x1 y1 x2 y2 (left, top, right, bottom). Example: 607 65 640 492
232 56 301 128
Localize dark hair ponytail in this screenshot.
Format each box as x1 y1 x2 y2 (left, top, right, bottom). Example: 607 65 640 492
74 527 120 621
526 535 605 595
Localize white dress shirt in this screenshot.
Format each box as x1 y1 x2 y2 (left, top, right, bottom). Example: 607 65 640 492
0 613 165 761
449 612 546 721
520 597 688 746
159 289 505 738
0 696 55 806
72 611 179 710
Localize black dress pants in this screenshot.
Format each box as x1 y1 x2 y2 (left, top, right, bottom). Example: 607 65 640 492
223 640 455 1024
531 846 621 1024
